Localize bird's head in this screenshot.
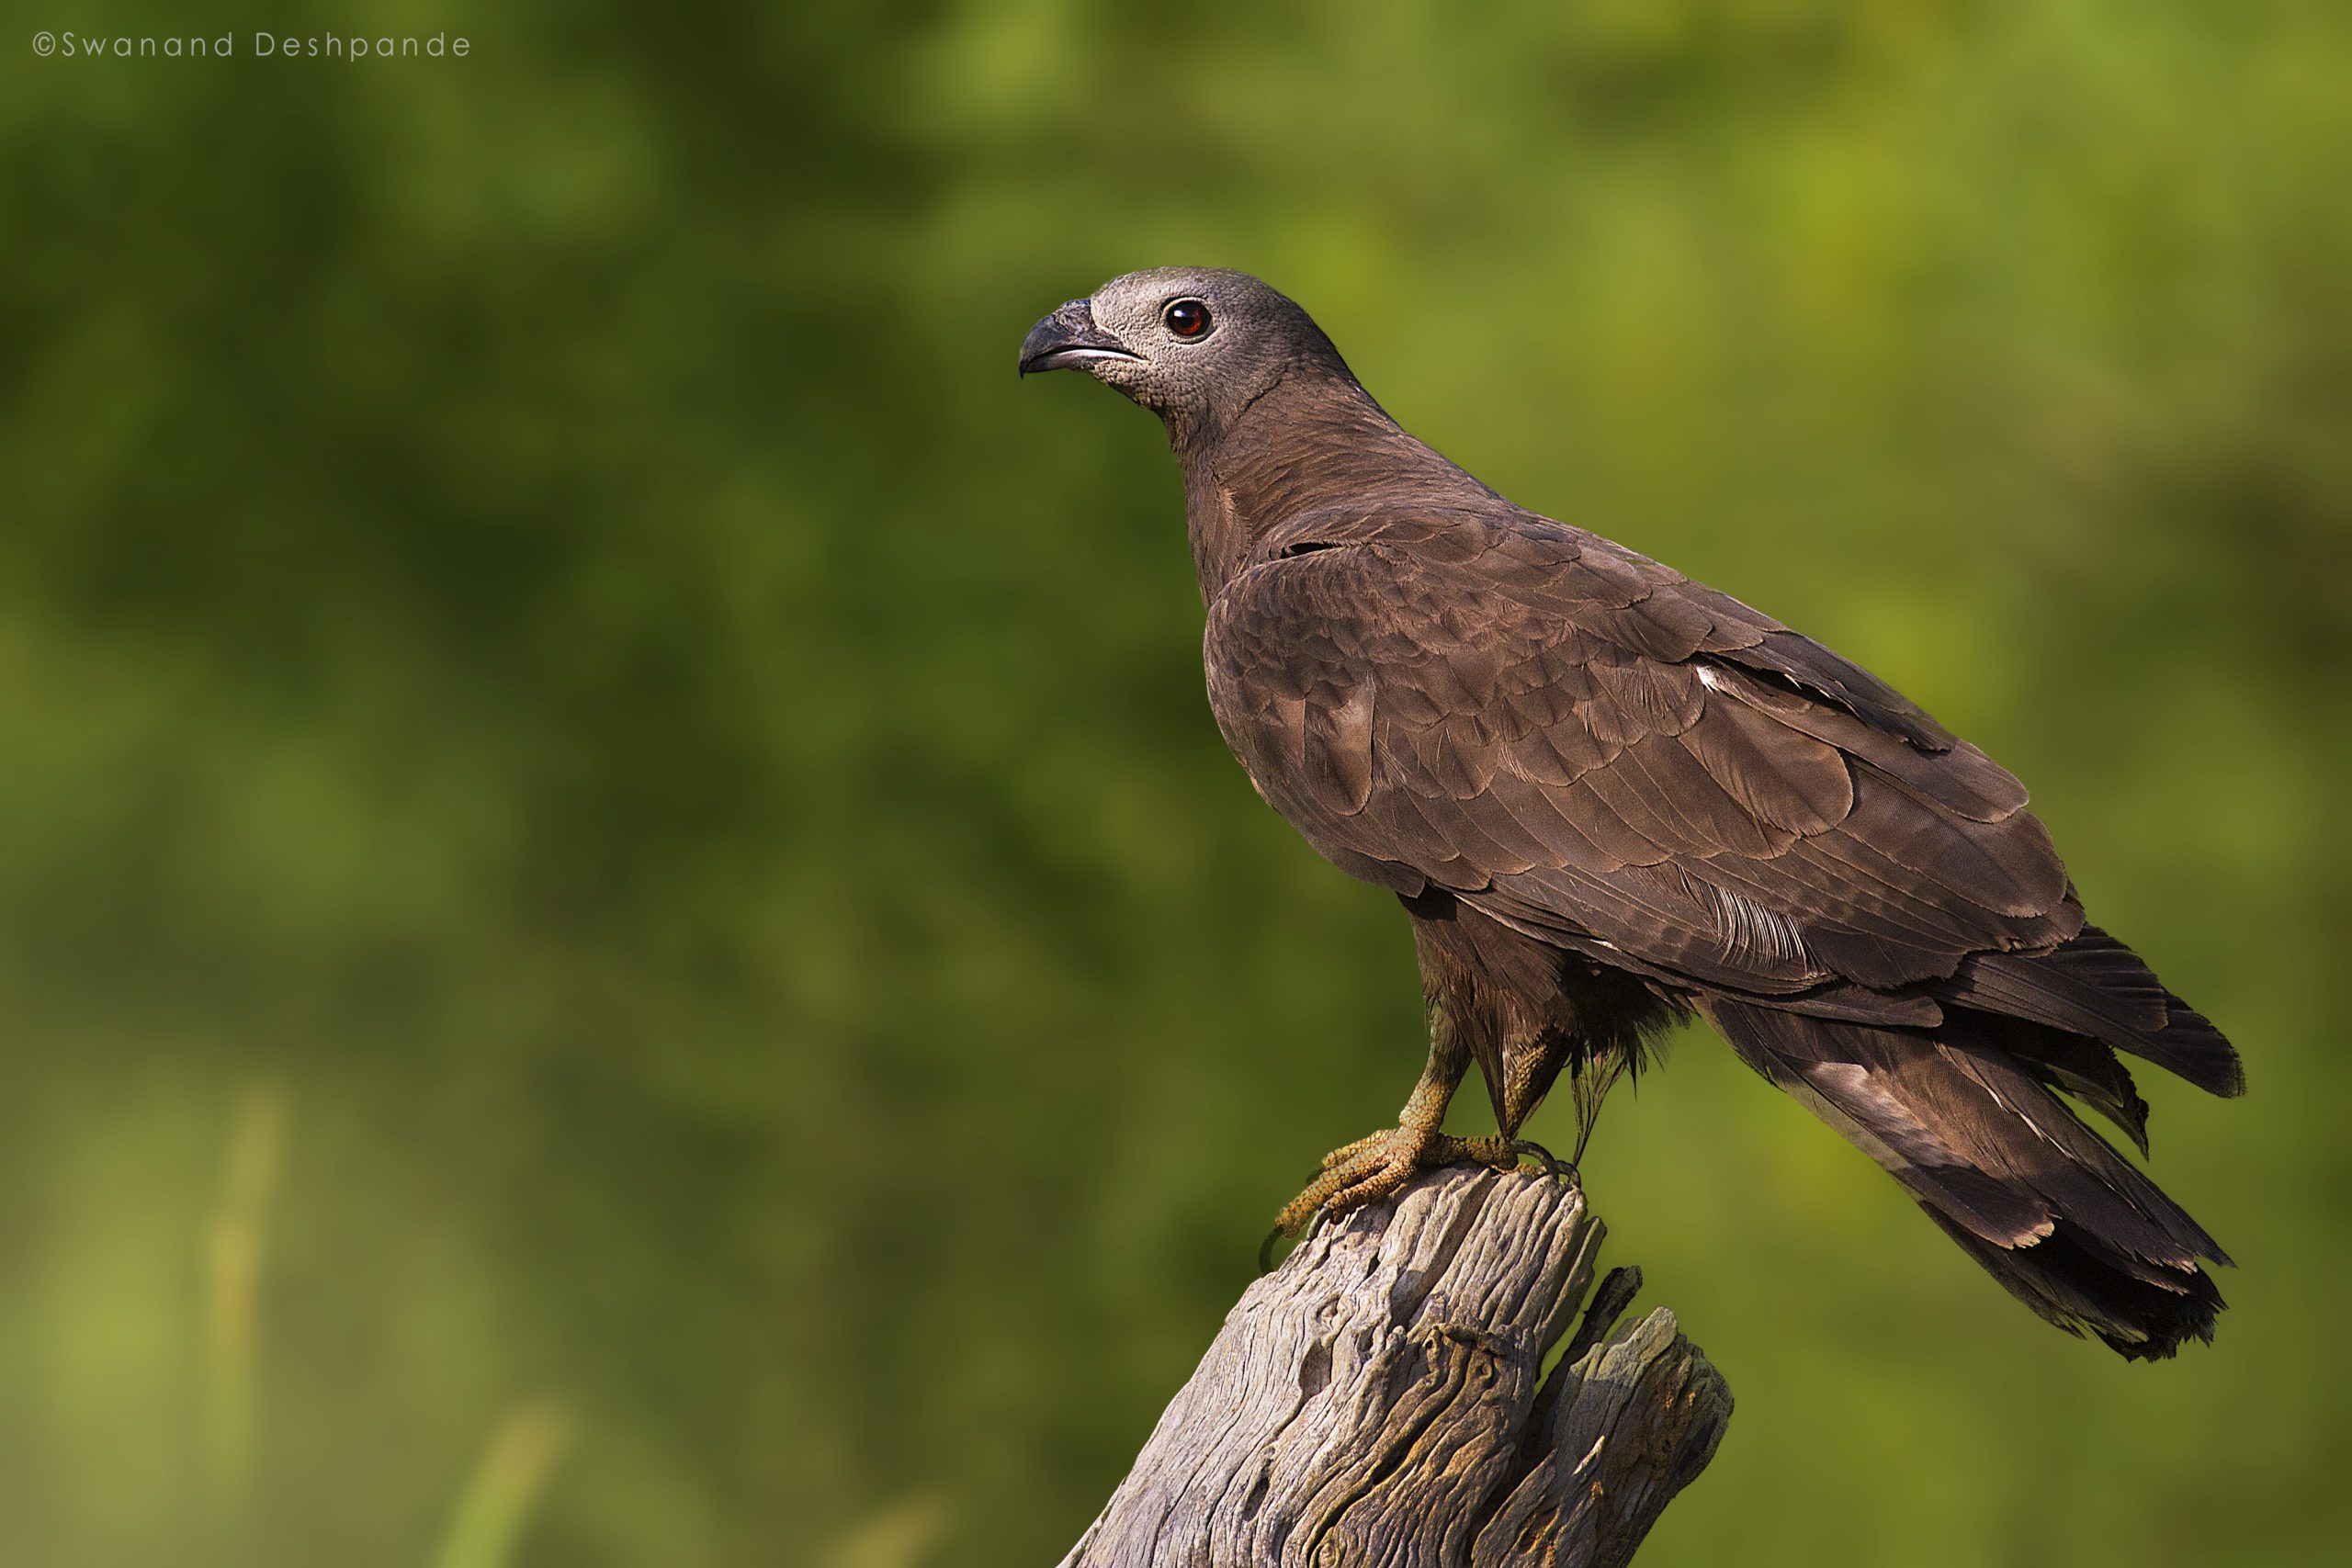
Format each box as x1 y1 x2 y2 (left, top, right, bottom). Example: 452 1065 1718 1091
1018 267 1351 434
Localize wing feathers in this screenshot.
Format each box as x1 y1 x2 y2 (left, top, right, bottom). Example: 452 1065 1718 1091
1953 928 2246 1097
1210 514 2125 1014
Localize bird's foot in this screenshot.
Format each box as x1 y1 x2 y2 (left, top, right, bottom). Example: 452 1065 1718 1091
1261 1127 1533 1270
1505 1137 1580 1184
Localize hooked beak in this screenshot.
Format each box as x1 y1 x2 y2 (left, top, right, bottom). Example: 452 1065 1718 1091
1018 299 1143 377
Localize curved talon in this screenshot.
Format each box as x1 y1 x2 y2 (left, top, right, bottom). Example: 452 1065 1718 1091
1258 1205 1327 1273
1258 1224 1285 1274
1506 1138 1580 1183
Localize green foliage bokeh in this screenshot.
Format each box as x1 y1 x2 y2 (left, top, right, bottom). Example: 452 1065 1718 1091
3 2 2347 1564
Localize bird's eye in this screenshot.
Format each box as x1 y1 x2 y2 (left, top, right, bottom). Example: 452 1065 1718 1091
1163 299 1212 339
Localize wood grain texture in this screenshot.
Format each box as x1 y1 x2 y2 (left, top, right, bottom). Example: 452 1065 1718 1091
1058 1168 1730 1568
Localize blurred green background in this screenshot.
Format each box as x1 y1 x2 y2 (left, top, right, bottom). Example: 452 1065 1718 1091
3 1 2347 1563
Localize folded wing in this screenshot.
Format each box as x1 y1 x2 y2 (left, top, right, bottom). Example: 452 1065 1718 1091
1206 510 2075 1015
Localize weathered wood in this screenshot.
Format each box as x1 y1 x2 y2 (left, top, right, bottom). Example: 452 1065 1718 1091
1060 1168 1730 1568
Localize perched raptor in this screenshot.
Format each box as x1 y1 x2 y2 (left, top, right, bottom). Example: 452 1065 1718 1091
1020 268 2244 1359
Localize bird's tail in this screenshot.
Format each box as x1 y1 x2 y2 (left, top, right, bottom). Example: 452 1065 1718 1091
1704 942 2238 1359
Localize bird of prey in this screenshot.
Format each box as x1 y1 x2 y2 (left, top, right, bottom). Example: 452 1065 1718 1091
1020 268 2244 1359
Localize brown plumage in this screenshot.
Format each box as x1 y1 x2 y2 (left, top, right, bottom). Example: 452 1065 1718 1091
1021 267 2244 1359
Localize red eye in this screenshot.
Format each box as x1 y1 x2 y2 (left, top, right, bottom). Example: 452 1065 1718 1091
1163 299 1212 338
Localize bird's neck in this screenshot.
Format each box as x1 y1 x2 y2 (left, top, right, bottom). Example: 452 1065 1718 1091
1172 374 1495 603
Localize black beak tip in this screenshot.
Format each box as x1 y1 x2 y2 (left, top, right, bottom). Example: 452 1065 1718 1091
1019 298 1129 379
1018 308 1076 378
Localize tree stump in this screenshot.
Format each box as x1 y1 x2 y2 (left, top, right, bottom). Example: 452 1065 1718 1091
1058 1167 1731 1567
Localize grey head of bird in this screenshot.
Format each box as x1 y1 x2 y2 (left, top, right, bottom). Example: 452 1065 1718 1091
1018 267 1355 435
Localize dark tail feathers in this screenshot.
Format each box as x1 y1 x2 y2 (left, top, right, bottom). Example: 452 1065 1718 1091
1951 925 2245 1100
1707 953 2236 1359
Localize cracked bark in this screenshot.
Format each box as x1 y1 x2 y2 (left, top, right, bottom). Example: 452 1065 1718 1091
1057 1167 1731 1568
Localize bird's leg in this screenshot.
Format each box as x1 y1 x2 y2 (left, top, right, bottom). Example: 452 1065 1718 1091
1270 1012 1516 1242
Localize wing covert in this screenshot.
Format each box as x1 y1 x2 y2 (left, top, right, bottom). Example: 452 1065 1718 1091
1204 513 2076 1009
